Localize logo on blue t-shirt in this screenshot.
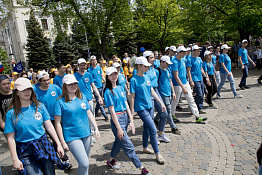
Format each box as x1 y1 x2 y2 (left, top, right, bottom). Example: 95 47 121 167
147 81 150 86
121 92 125 97
122 77 125 81
34 112 42 120
98 71 100 74
51 91 56 96
81 103 87 109
85 78 89 82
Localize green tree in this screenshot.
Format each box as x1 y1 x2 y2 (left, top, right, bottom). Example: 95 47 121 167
26 11 56 69
53 30 80 65
30 0 134 60
0 47 12 74
134 0 184 53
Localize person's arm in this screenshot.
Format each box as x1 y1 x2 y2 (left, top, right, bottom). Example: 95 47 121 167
151 87 166 112
247 54 256 67
54 115 69 151
0 113 5 130
87 109 100 140
91 83 103 105
125 101 135 134
44 119 64 158
201 67 211 86
7 133 24 171
220 63 231 76
130 93 135 115
125 83 130 97
187 67 194 87
238 54 244 70
169 78 176 100
108 105 125 140
174 71 188 94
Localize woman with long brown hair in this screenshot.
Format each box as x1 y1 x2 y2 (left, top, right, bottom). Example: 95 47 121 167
4 78 68 175
54 74 100 175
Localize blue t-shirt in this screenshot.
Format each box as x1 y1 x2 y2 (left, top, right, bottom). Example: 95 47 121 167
212 54 216 65
87 65 103 88
238 48 248 64
172 56 187 86
34 84 62 120
4 103 50 142
154 59 160 68
133 69 137 76
54 96 91 142
117 73 126 90
219 54 231 73
203 62 214 75
104 86 127 114
147 67 159 88
130 75 152 112
53 74 66 89
157 68 171 97
74 71 94 101
186 56 203 82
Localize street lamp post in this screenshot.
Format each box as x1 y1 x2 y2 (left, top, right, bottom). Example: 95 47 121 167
1 31 15 68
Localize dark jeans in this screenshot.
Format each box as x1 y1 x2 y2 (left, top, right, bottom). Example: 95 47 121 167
257 59 262 70
20 144 55 175
239 64 248 87
49 120 69 162
193 81 205 111
205 75 217 105
94 87 107 118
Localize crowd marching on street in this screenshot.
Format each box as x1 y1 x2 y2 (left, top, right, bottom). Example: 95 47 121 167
0 39 262 175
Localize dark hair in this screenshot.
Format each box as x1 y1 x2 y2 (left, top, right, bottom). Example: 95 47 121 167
57 63 64 69
20 73 28 79
104 75 119 96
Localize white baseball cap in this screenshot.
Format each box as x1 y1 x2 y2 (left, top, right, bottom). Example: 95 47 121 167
135 56 152 66
90 55 96 60
177 46 187 52
112 62 121 68
242 39 248 43
208 46 213 49
170 46 177 52
106 67 118 75
78 58 86 64
143 51 153 57
186 47 191 51
192 45 201 50
62 74 78 85
38 71 49 80
221 44 231 50
160 56 173 64
14 78 33 91
165 47 170 52
204 51 213 57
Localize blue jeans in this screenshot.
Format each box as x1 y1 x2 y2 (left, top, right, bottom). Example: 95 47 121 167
217 72 238 96
152 88 167 132
20 144 55 175
239 64 248 87
110 112 142 168
94 87 107 118
155 96 177 129
259 164 262 175
193 81 205 111
137 108 159 154
67 136 92 175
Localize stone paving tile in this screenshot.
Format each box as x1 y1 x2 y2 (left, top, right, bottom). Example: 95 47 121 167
0 69 261 175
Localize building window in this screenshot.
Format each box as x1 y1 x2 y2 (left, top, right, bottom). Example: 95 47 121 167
41 19 48 30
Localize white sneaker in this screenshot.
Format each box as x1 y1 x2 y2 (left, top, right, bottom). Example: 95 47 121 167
157 140 160 145
234 94 243 98
217 94 221 98
158 134 171 143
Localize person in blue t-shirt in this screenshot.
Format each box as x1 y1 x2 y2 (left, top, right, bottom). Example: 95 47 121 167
153 51 160 68
217 44 243 98
4 78 66 175
130 56 166 164
143 51 170 143
171 46 206 123
87 55 108 121
203 51 217 108
187 45 208 114
34 71 72 169
238 39 256 89
104 67 152 175
154 55 181 134
53 63 67 89
54 74 100 175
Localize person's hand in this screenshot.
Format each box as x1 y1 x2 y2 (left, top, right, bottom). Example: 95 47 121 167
228 72 232 77
182 87 188 94
172 93 176 100
161 104 166 112
128 92 131 98
207 80 211 86
242 65 245 70
95 129 100 140
61 142 69 151
13 158 23 171
99 97 103 105
57 144 64 158
190 82 195 87
117 128 125 140
128 121 135 135
254 63 256 67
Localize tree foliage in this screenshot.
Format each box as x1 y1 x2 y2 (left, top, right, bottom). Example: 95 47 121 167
26 11 56 69
0 0 12 26
0 47 12 74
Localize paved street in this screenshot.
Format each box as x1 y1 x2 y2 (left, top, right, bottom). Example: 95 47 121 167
0 68 261 175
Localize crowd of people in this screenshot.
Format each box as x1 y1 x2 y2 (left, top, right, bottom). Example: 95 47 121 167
0 39 261 175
